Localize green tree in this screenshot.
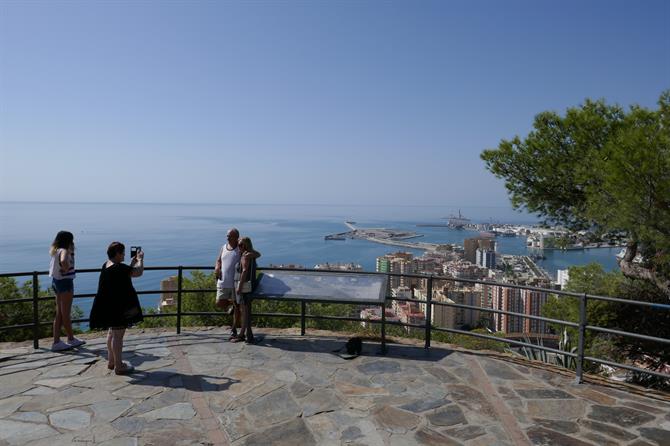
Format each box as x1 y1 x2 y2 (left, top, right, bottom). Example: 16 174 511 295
481 91 670 297
0 277 83 342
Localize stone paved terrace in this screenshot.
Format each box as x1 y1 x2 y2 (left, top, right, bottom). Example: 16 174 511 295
1 328 669 446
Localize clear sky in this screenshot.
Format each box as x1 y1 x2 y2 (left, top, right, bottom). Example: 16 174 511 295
1 0 668 207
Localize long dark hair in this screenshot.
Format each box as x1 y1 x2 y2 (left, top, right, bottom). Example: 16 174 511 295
50 231 74 256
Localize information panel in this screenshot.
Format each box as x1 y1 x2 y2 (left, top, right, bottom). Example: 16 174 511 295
253 270 387 304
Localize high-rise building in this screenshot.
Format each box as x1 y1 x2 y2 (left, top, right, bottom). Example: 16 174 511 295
476 249 496 269
490 284 551 335
464 238 496 264
557 269 570 288
376 252 415 288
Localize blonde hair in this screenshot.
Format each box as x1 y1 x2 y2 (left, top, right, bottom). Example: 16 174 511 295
238 236 253 251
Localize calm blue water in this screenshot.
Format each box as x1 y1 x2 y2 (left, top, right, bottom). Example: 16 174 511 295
0 202 620 318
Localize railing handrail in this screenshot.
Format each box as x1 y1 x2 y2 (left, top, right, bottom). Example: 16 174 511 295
0 265 668 383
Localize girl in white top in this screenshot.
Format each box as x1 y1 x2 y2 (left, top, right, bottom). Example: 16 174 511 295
48 231 85 351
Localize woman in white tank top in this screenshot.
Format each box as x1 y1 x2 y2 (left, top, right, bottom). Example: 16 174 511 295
48 231 85 352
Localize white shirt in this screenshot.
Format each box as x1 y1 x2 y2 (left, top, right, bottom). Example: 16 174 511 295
217 244 240 288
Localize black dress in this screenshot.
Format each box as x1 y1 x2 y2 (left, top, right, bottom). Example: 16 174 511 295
89 262 143 329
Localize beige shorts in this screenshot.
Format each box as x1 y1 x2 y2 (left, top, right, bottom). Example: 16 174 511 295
216 287 235 302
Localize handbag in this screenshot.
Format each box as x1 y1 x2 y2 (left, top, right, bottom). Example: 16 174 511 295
240 281 252 294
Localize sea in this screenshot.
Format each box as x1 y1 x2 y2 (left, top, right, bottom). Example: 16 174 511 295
0 202 620 321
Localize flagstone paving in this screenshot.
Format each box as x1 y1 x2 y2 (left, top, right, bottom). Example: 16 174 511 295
1 327 669 445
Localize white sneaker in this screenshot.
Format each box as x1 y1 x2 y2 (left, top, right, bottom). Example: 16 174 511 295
67 338 86 348
51 341 71 352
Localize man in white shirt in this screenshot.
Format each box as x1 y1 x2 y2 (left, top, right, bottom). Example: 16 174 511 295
214 228 260 339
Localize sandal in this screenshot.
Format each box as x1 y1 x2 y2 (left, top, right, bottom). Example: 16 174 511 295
230 336 246 343
114 364 135 375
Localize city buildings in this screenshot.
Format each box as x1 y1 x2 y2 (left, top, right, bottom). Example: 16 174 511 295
464 237 496 263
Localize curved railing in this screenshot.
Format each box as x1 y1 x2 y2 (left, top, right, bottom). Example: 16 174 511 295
1 265 668 384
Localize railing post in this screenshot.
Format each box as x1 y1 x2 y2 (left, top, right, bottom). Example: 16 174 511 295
575 293 587 384
425 275 432 349
32 272 39 349
380 297 387 354
176 266 183 335
300 301 306 336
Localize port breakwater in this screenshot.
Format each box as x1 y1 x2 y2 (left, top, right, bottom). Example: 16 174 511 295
326 222 447 252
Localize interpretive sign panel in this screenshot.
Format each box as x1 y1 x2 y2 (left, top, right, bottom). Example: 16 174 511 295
253 270 387 304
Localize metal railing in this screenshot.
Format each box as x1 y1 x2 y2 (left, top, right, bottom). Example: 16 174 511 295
1 266 669 384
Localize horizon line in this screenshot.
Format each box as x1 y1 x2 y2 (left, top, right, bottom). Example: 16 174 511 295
0 200 523 210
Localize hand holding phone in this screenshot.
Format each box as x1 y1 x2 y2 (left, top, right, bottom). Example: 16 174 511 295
130 246 142 258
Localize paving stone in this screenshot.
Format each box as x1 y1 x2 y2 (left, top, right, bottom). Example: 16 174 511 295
98 438 139 446
628 441 657 446
49 408 91 430
301 388 341 417
444 425 487 440
399 397 451 413
532 418 579 434
335 381 389 397
516 389 574 399
111 416 149 435
372 405 421 434
527 399 586 420
19 386 83 412
414 427 463 446
425 366 460 383
21 386 57 396
245 388 301 426
9 411 48 423
624 401 667 415
446 385 496 420
341 426 363 441
0 396 30 417
638 427 670 446
357 359 401 374
588 404 656 427
40 364 90 379
90 399 133 422
427 404 467 427
139 402 195 420
478 357 524 380
289 381 313 398
526 426 593 446
33 377 84 388
578 418 637 441
583 432 620 446
0 370 42 398
112 384 164 399
567 386 617 405
0 419 58 445
275 369 296 383
241 418 317 446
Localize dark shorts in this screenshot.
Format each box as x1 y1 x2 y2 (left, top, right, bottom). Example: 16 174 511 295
52 278 74 294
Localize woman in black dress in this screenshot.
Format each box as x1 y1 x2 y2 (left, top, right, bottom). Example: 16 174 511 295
89 242 144 375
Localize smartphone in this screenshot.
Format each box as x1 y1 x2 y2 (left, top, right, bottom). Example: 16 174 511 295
130 246 141 258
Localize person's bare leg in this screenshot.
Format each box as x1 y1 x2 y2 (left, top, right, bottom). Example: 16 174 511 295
112 328 126 371
239 304 248 339
53 294 63 344
107 328 114 369
245 301 254 341
59 291 75 340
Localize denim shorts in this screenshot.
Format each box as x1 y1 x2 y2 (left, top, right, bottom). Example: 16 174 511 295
52 278 74 294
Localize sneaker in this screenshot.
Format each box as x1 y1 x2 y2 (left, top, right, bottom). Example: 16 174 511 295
67 338 86 348
51 341 71 352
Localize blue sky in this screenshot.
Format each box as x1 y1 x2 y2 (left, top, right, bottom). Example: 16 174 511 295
1 0 668 207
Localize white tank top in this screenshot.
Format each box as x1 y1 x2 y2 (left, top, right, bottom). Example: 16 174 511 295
217 244 240 288
49 249 76 280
